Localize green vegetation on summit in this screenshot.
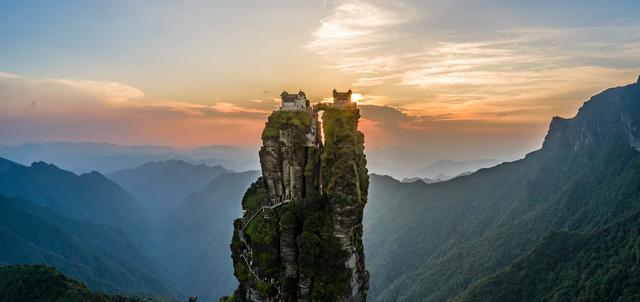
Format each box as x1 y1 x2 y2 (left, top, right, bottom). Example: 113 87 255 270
261 111 312 140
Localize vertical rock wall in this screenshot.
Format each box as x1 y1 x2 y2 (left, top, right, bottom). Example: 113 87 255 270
321 107 369 301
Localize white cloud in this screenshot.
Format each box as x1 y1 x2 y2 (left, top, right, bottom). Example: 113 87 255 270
0 72 270 119
0 72 145 106
306 2 640 121
305 0 414 86
306 0 409 53
47 78 145 102
0 72 22 79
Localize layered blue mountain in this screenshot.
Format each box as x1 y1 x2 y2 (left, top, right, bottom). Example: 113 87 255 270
0 142 258 174
0 159 149 240
363 76 640 301
0 194 178 298
0 156 260 301
108 159 231 223
107 160 259 300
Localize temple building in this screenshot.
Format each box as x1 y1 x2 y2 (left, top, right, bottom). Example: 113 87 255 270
280 90 310 111
332 89 355 108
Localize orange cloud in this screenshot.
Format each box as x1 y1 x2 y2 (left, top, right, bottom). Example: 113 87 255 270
0 72 269 146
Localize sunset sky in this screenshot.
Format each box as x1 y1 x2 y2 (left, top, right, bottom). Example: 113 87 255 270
2 0 640 175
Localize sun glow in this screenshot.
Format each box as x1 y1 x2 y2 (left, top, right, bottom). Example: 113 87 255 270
351 93 363 103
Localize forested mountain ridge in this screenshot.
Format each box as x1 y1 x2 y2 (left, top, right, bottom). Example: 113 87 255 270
455 209 640 301
364 77 640 301
0 195 178 298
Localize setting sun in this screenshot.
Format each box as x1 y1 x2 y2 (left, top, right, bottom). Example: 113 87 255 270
351 93 363 103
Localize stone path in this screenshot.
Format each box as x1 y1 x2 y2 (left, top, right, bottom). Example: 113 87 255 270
241 199 291 231
237 199 292 300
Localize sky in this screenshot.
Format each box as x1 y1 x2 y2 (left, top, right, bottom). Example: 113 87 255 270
1 0 640 176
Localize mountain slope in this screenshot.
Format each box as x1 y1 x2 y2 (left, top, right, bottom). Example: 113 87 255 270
0 159 149 239
108 160 231 222
0 195 178 298
455 209 640 302
0 158 19 174
364 77 640 301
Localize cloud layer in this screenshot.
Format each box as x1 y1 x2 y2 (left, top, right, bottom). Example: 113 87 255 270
306 0 640 122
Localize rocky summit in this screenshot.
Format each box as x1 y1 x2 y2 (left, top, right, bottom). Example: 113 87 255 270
223 90 369 302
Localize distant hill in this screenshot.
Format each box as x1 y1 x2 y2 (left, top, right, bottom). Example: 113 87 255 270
0 142 259 174
401 171 473 184
0 158 149 240
0 195 178 298
364 77 640 301
400 176 430 184
410 158 502 179
160 170 260 302
108 160 231 222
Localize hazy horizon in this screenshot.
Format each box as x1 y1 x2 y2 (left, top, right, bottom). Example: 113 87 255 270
2 0 640 175
0 139 512 179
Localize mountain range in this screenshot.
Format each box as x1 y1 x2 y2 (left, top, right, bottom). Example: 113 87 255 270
0 156 259 301
363 77 640 301
0 159 150 240
1 77 640 301
409 158 503 180
108 160 231 223
0 142 259 174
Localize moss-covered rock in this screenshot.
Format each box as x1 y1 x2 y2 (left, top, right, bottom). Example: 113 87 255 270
229 104 368 302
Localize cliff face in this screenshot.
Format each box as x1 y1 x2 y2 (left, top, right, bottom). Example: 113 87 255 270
320 107 369 301
541 76 640 154
225 106 368 302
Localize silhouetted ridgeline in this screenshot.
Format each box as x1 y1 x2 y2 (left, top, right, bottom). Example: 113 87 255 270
364 77 640 301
